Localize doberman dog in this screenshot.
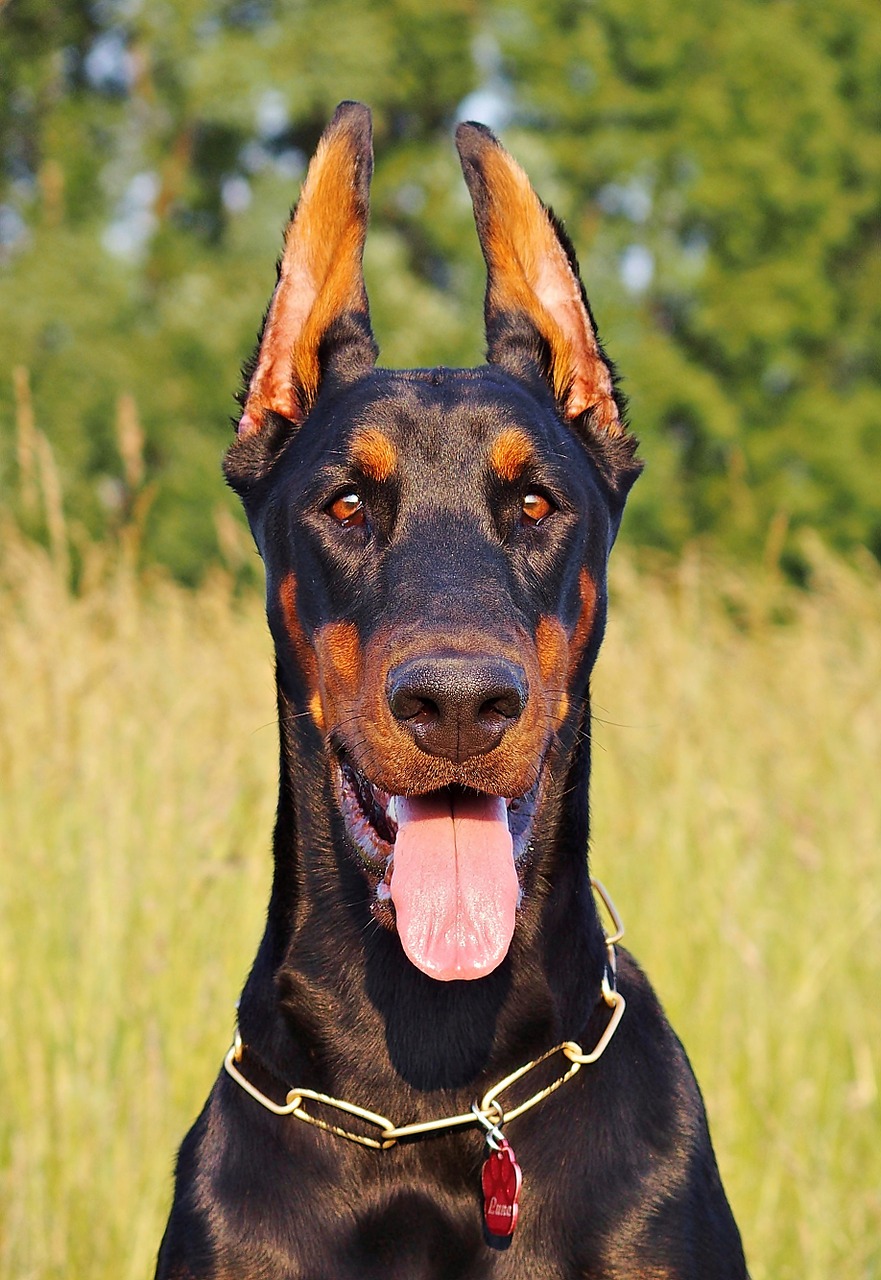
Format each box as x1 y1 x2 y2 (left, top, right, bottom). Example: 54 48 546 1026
155 102 748 1278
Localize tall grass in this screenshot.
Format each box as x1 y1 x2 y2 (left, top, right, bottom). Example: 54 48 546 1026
1 516 878 1279
592 546 881 1278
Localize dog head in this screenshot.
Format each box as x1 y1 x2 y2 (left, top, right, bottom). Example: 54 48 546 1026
224 102 641 982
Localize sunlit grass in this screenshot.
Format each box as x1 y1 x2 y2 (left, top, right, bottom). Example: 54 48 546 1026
1 526 878 1279
592 544 881 1278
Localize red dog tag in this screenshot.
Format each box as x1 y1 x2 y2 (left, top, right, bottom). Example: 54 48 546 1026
481 1138 522 1236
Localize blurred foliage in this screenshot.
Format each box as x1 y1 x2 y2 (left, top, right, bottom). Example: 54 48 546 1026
1 0 879 581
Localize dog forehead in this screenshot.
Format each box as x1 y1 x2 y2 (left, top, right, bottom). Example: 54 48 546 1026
331 367 563 465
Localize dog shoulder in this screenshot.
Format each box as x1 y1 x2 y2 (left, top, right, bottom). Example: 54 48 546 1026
593 949 748 1275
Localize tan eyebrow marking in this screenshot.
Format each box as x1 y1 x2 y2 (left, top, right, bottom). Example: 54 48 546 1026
350 428 397 482
488 428 534 482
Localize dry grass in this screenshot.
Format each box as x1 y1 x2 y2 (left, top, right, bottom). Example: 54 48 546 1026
0 523 878 1278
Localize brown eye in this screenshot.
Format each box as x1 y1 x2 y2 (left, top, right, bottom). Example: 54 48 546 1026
521 492 553 526
328 492 365 526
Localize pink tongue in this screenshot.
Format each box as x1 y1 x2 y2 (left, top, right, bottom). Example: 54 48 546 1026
389 792 518 981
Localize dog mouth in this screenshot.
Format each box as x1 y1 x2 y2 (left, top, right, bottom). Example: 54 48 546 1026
335 754 542 983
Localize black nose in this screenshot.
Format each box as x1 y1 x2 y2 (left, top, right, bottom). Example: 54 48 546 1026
387 654 528 762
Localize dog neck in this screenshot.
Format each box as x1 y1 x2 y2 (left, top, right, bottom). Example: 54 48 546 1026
236 682 609 1099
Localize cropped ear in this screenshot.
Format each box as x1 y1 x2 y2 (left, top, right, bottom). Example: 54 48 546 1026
235 101 377 443
456 122 633 453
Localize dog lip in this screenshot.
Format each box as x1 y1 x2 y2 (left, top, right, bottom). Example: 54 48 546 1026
337 754 397 861
334 746 543 874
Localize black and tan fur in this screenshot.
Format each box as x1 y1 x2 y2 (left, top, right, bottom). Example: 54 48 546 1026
155 102 747 1279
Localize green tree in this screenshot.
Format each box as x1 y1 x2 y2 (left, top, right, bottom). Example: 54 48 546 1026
2 0 879 578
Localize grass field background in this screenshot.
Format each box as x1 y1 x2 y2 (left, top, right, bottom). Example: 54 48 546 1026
1 518 879 1278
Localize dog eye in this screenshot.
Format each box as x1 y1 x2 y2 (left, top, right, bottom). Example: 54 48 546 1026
521 492 554 526
328 492 365 526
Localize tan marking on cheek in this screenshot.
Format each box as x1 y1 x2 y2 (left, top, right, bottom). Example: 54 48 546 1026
278 572 324 728
488 427 534 482
314 621 363 727
351 428 397 482
568 568 598 676
535 615 569 684
308 691 325 730
351 628 416 757
535 615 574 729
317 622 362 688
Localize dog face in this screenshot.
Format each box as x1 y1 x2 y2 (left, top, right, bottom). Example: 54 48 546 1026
224 103 641 983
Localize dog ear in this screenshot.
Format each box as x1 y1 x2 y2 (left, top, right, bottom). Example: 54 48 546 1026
456 122 632 452
234 102 377 447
